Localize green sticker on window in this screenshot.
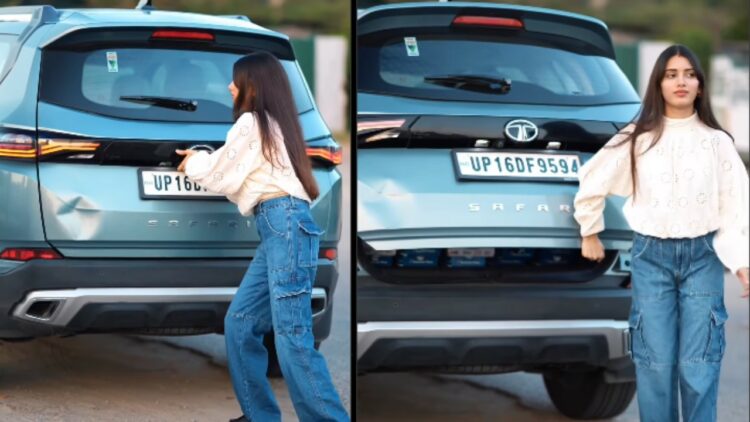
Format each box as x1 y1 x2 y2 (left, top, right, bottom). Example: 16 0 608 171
106 51 118 73
404 37 419 57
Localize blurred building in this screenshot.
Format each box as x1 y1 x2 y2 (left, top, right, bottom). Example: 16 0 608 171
613 39 749 163
710 45 749 162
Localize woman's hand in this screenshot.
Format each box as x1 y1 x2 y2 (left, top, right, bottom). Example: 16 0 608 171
736 268 749 298
175 149 197 172
581 234 605 262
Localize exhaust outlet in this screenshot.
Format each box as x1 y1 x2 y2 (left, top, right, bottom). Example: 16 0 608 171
25 299 62 320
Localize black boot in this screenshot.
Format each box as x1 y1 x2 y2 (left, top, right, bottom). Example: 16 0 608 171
228 416 249 422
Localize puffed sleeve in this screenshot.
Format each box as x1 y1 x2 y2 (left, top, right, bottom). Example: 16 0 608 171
712 132 749 274
184 113 263 195
574 129 634 237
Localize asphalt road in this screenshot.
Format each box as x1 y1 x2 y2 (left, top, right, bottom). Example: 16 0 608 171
355 272 749 421
0 145 352 421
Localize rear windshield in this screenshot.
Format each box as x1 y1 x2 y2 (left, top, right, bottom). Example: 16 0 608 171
358 33 640 106
40 48 313 123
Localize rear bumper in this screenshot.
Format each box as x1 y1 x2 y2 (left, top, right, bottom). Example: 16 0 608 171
357 320 630 371
357 271 633 373
357 273 631 322
0 258 337 339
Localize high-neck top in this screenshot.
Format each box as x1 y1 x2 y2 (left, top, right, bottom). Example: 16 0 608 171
574 114 749 274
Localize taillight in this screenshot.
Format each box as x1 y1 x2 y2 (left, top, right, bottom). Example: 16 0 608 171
357 119 406 144
151 30 215 42
0 133 101 161
38 139 101 158
452 16 524 29
0 133 35 159
356 119 406 133
319 248 337 260
306 146 342 166
0 248 62 261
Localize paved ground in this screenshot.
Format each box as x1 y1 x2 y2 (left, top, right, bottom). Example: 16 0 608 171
0 145 352 421
356 272 749 421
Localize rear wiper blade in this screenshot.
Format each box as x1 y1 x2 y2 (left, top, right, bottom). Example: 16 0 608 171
423 74 512 94
119 95 198 111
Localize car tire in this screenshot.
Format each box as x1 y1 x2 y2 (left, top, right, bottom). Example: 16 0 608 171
543 369 635 419
263 334 321 378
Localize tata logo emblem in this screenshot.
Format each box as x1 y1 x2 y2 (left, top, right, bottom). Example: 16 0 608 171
504 119 539 143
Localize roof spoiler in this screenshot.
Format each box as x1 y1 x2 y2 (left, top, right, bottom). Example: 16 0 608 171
0 5 60 24
0 6 60 85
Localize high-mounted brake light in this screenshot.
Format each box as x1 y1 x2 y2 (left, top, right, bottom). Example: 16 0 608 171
1 248 62 261
452 16 524 29
306 146 342 166
151 30 215 41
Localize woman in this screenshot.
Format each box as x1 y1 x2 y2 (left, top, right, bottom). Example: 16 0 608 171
574 44 748 422
176 52 349 422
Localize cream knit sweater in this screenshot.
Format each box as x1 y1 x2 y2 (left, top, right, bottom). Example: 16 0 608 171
574 112 749 274
184 112 311 216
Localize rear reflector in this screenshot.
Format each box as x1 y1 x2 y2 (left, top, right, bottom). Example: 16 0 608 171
306 146 342 166
452 16 524 29
1 248 62 261
151 30 215 41
319 248 337 260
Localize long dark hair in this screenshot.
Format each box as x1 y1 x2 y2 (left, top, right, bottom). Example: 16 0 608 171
232 51 319 200
613 44 731 200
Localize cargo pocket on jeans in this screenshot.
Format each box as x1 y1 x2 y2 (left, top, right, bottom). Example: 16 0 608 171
297 217 324 268
273 283 313 337
628 311 649 365
704 306 728 362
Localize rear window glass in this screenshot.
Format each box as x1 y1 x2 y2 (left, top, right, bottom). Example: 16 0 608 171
358 34 640 106
40 48 313 123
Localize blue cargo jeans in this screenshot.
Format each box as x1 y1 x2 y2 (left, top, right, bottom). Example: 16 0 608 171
224 195 349 422
629 231 727 422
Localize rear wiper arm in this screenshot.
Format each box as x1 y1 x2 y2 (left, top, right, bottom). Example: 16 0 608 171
423 74 512 94
119 95 198 111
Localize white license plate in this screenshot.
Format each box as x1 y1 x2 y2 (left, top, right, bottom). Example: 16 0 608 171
139 169 223 199
453 150 580 181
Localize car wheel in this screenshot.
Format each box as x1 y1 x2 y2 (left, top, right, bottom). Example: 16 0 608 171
543 369 635 419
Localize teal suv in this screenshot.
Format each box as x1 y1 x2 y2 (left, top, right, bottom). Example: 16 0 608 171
0 4 342 365
357 2 640 419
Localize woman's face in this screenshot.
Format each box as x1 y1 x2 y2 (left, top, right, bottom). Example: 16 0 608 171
660 55 700 113
228 81 239 102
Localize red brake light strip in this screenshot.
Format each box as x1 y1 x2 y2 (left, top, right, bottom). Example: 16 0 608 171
151 30 215 41
453 16 524 29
